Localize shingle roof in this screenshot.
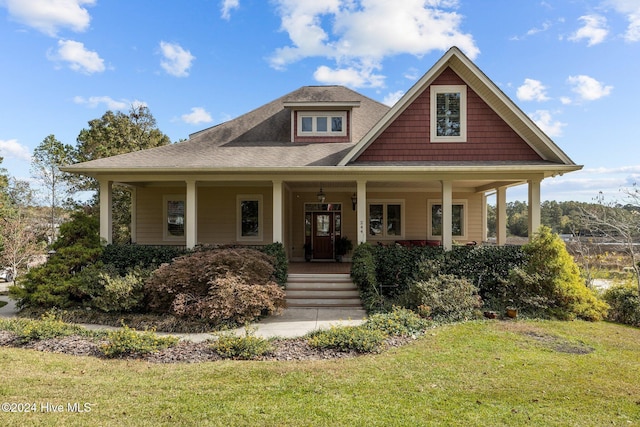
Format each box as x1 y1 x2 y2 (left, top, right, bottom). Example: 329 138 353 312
64 86 390 171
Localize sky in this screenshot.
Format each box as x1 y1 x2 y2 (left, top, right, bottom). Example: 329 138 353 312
1 0 639 204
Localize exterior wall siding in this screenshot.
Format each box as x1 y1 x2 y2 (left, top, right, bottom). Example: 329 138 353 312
135 186 273 246
356 67 542 162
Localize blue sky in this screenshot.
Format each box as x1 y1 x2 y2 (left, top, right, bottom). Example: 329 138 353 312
1 0 639 203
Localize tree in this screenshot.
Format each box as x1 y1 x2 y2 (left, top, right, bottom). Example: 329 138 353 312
70 105 171 243
506 201 528 237
31 134 73 243
0 178 45 279
580 187 640 293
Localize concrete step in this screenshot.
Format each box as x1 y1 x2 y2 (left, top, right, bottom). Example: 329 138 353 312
285 273 362 309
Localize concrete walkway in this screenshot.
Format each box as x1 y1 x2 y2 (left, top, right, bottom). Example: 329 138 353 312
0 284 366 343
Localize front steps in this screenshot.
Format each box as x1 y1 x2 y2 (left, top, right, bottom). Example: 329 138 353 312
285 273 362 308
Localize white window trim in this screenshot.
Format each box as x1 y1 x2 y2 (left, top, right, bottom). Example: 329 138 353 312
427 199 468 240
163 194 186 242
237 195 263 242
367 199 405 240
430 85 467 143
297 111 347 137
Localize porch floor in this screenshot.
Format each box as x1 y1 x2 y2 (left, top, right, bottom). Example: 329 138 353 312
288 261 352 275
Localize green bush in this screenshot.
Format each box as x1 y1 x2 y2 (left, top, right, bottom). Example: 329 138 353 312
210 328 274 360
145 248 285 325
351 243 381 311
509 226 609 321
2 311 94 343
603 284 640 327
260 242 288 286
364 307 431 336
100 244 187 276
101 324 178 358
10 210 103 310
306 325 387 353
408 274 481 322
91 269 147 313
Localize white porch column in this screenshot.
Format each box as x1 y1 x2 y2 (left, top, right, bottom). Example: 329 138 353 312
356 180 367 245
99 179 113 245
130 187 137 244
441 180 453 251
528 179 541 241
496 186 507 246
186 180 198 249
272 180 283 243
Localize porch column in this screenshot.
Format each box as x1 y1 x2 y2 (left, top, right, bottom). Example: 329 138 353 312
441 180 453 251
496 186 507 246
186 180 198 249
528 179 541 241
99 179 113 245
356 180 367 245
272 180 283 243
130 187 137 244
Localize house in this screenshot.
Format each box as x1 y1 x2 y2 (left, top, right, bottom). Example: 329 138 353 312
63 47 581 261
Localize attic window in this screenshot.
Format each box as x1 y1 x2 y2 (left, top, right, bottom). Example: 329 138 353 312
297 112 346 137
430 85 467 142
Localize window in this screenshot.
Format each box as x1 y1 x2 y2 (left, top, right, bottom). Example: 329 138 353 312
428 200 467 239
163 195 185 241
368 201 404 239
297 112 346 136
430 85 467 142
237 195 263 241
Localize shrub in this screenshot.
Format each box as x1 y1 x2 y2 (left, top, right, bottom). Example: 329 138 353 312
306 325 387 353
260 242 288 286
145 248 285 325
364 307 431 336
408 274 481 322
100 244 186 276
91 269 147 313
210 328 274 360
603 284 640 327
351 243 381 311
5 311 94 343
10 210 103 310
101 324 178 357
509 226 609 321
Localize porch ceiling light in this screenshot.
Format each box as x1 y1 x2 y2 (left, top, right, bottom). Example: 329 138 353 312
317 187 326 203
351 193 357 211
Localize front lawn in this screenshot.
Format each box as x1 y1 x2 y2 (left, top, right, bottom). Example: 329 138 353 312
1 320 638 426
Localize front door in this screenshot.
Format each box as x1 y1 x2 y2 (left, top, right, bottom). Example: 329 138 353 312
313 212 334 259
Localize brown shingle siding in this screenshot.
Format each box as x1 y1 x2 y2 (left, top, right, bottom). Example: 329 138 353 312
355 67 542 163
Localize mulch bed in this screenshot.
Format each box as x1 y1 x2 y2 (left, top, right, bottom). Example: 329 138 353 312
0 330 415 363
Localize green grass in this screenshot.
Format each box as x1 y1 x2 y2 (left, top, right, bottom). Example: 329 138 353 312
0 320 639 426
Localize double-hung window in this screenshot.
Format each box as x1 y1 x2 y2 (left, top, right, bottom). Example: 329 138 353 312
368 201 404 239
430 85 467 142
164 195 186 241
428 200 467 239
298 112 346 136
237 195 263 242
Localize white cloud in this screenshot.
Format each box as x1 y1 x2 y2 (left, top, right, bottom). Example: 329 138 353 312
560 96 572 105
516 78 550 102
567 75 613 101
607 0 640 42
48 39 105 74
159 41 195 77
0 139 32 162
529 110 566 137
269 0 479 88
569 15 608 46
1 0 95 36
73 96 145 110
383 90 404 106
313 64 385 88
221 0 239 20
181 107 213 124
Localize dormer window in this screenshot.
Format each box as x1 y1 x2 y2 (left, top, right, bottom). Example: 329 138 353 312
430 85 467 142
298 112 346 137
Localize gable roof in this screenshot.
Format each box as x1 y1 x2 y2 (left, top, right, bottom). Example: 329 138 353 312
338 47 577 167
63 86 389 174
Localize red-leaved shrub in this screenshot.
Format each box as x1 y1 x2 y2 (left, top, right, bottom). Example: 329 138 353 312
144 248 285 324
